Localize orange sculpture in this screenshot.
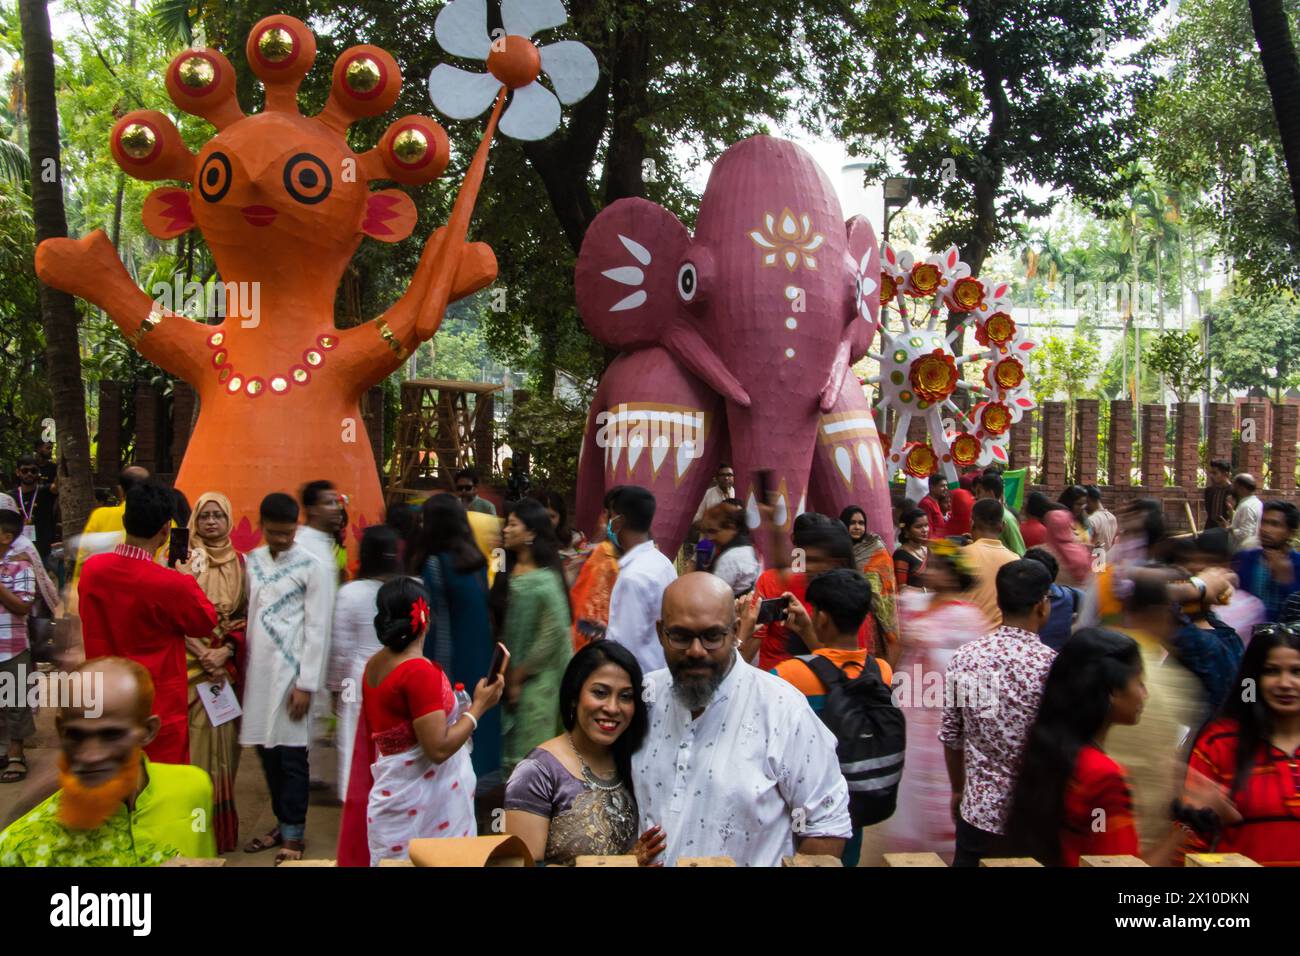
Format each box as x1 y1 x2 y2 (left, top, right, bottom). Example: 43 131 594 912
35 14 521 550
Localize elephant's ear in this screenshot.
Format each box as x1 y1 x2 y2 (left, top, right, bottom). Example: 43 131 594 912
845 214 881 365
576 198 691 350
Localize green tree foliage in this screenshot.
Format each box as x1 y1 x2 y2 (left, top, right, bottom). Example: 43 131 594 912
1096 329 1162 403
504 391 587 495
1146 329 1208 403
1141 0 1300 294
1205 294 1300 402
1032 332 1101 406
829 0 1158 300
0 177 47 467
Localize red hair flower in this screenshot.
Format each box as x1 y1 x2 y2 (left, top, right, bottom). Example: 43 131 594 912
409 596 430 633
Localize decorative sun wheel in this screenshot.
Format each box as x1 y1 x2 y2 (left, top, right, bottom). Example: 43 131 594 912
864 244 1036 482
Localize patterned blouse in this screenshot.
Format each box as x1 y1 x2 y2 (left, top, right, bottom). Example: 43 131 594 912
939 624 1057 834
505 747 638 866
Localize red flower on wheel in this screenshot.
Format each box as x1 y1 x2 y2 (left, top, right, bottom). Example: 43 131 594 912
903 442 939 478
975 311 1016 348
880 272 897 303
909 349 959 402
950 432 982 468
992 356 1025 390
980 401 1012 436
907 261 941 297
949 276 985 311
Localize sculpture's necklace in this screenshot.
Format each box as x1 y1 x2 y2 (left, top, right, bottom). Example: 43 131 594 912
203 328 340 398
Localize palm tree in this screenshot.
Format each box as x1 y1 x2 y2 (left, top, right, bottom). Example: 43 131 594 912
1 4 28 186
19 0 95 534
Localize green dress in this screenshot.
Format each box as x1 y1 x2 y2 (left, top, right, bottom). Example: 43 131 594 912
501 567 573 774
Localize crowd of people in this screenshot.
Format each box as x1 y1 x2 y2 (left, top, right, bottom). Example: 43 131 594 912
0 444 1298 868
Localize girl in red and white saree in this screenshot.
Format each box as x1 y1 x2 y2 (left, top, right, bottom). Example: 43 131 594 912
337 578 503 866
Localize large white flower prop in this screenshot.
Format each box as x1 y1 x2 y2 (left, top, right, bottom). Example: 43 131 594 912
429 0 598 141
865 242 1036 482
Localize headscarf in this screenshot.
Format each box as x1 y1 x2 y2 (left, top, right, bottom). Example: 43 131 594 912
0 492 61 613
184 492 245 625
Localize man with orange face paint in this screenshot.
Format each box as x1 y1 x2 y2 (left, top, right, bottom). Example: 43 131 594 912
0 658 216 865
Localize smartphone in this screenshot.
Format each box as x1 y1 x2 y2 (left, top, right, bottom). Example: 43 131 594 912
756 595 790 626
486 642 511 683
168 527 190 567
694 538 716 569
575 619 607 641
753 468 773 506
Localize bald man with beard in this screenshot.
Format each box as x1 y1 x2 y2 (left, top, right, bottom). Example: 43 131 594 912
631 573 851 866
0 657 215 866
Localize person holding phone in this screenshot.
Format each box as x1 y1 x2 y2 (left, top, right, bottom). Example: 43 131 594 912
176 491 247 853
338 578 504 866
505 641 666 865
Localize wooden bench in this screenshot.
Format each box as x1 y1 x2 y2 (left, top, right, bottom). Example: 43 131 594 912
1185 853 1261 867
883 853 948 867
677 857 736 867
575 855 638 867
979 858 1043 867
1080 855 1148 867
781 855 842 867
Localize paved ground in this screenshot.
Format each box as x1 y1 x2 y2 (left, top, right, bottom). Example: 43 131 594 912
0 702 344 866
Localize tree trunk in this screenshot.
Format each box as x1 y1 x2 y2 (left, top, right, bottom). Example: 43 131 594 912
20 0 96 535
1249 0 1300 235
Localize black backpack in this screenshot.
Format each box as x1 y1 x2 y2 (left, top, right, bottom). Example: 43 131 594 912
797 654 906 828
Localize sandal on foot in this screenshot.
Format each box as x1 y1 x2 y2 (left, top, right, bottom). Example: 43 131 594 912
273 840 305 865
243 828 283 853
1 758 27 783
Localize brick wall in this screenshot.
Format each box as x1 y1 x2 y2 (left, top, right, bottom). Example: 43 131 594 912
96 381 123 484
1041 401 1066 490
1241 401 1268 478
1274 403 1299 492
171 382 197 472
1141 403 1166 489
1073 398 1099 486
1019 397 1299 532
1108 400 1133 487
1208 402 1234 465
133 382 163 474
1174 402 1200 490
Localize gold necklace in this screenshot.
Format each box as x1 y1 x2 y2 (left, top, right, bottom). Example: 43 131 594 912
204 329 340 398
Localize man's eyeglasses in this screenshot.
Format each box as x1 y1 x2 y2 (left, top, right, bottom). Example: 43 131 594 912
456 485 474 493
663 627 731 650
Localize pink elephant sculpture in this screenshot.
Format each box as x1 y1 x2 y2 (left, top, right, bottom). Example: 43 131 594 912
573 135 893 557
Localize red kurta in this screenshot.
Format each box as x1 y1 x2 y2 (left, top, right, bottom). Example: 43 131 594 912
79 545 219 764
1188 718 1300 866
1061 744 1139 867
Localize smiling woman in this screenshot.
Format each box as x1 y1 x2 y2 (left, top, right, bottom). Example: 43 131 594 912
503 640 666 866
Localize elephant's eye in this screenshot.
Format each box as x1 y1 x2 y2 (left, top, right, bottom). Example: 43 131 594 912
677 262 698 302
198 151 232 203
283 153 332 205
